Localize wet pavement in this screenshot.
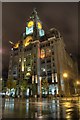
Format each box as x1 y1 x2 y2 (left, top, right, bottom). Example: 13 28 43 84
2 97 80 119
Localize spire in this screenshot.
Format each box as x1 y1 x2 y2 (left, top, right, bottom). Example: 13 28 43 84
33 8 40 40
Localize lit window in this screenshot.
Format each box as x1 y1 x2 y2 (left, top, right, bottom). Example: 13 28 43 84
26 72 30 76
41 68 45 72
24 58 26 62
22 61 24 72
55 73 57 82
35 75 37 83
46 48 51 57
27 66 31 71
40 49 45 59
19 58 21 62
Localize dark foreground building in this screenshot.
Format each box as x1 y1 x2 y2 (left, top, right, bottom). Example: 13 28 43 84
8 9 78 97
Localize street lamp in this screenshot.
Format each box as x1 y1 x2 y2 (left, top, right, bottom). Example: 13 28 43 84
63 73 68 78
63 72 70 96
76 81 80 85
76 80 80 95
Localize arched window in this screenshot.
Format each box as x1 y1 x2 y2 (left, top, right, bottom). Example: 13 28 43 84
40 49 45 59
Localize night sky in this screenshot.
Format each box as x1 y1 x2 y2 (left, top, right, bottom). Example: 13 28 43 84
2 2 78 78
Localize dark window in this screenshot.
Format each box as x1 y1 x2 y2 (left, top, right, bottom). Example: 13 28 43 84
47 64 51 69
34 71 36 75
41 72 46 76
53 63 55 66
52 51 54 55
41 60 45 64
20 49 21 52
48 77 52 84
46 42 50 46
47 59 51 63
18 74 20 78
14 52 18 56
10 54 12 56
23 74 24 78
24 49 26 52
13 71 16 74
51 41 53 44
34 44 36 47
53 58 54 61
47 70 52 76
34 65 36 69
41 44 45 47
34 59 36 63
19 64 21 67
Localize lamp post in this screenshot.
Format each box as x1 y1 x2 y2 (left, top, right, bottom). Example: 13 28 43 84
39 77 42 99
63 72 70 97
76 81 80 95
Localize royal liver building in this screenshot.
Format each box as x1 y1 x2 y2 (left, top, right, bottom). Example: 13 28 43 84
8 9 78 97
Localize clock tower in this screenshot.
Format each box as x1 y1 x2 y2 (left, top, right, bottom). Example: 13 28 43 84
25 8 45 40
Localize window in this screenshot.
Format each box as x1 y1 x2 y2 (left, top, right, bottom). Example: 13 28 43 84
34 59 36 63
47 72 52 76
46 48 51 57
14 52 18 56
24 58 26 62
19 64 21 67
52 51 54 55
41 68 46 72
47 59 51 63
48 77 52 84
53 63 55 66
41 71 46 76
19 58 21 62
24 49 26 52
41 44 45 48
20 49 21 52
34 44 36 47
18 74 20 78
40 49 45 59
46 42 50 46
53 58 54 61
51 41 53 44
47 64 51 71
10 54 12 56
41 60 45 64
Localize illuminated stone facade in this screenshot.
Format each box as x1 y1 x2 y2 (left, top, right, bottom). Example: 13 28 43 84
8 9 77 97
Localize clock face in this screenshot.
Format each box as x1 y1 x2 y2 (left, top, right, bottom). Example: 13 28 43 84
26 26 33 35
27 21 34 28
37 22 42 29
39 29 45 37
26 20 44 36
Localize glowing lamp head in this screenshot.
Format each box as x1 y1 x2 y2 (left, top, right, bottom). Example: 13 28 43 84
63 73 68 78
76 81 80 85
